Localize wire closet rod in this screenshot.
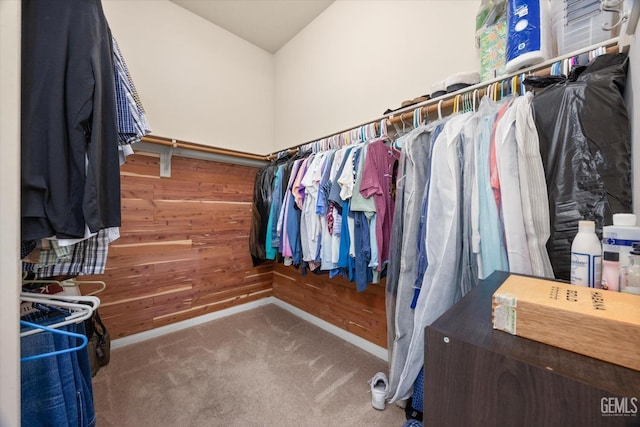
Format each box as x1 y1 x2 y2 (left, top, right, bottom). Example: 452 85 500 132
265 37 624 160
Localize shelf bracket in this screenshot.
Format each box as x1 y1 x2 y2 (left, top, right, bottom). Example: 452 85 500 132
159 140 177 178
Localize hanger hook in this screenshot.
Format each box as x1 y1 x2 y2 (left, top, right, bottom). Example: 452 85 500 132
380 119 387 139
437 99 443 120
601 0 628 31
472 89 478 112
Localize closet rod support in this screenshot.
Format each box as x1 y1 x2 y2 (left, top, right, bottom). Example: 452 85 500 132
160 146 174 178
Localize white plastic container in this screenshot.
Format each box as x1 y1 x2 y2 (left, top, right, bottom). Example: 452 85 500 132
505 0 553 73
623 243 640 295
603 214 640 293
551 0 620 56
602 213 640 271
570 220 602 288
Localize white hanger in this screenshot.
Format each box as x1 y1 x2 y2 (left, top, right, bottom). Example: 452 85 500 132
62 278 107 296
473 89 479 112
20 293 100 337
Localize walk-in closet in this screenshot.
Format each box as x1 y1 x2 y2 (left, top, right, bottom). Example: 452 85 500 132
2 0 640 426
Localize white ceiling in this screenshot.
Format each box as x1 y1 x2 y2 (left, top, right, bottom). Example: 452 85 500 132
169 0 335 53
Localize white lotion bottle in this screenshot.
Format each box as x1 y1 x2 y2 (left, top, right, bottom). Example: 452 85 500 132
570 220 602 287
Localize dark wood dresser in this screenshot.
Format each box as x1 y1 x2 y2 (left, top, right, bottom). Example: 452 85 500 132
424 271 640 427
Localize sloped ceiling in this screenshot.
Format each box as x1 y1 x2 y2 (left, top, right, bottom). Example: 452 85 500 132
169 0 334 53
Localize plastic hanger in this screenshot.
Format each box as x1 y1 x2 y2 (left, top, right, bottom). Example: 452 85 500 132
601 0 628 31
399 116 408 135
471 89 480 113
62 278 106 296
437 99 443 120
20 293 100 338
380 119 389 141
20 320 89 363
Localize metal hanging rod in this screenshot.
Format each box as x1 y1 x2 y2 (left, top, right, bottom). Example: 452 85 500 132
265 37 624 160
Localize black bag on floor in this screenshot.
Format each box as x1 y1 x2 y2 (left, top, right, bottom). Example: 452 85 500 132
84 309 111 377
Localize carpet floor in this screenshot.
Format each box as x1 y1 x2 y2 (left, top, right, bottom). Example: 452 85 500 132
92 304 406 426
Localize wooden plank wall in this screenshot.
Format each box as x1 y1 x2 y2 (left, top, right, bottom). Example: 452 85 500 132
84 151 272 339
83 150 389 350
271 263 388 348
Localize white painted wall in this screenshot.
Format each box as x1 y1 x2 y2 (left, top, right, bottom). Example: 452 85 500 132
102 0 275 155
0 1 21 425
273 0 481 151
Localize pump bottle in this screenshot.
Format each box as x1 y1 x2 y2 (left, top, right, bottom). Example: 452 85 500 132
570 220 602 288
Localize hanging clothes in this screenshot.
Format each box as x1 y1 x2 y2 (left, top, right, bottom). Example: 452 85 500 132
300 152 326 264
459 111 480 296
21 0 121 242
266 165 285 260
474 97 509 279
112 36 151 165
495 97 533 275
532 53 632 280
514 92 554 278
21 0 150 283
22 228 119 278
359 139 401 272
386 127 434 401
249 163 277 266
391 111 474 403
21 316 95 427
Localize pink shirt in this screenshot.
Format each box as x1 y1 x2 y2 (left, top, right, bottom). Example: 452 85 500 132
359 139 400 269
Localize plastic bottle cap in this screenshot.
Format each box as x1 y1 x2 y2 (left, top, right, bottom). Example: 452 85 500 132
613 213 636 227
603 251 619 262
578 220 595 233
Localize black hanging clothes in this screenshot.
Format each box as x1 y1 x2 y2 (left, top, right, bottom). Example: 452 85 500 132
250 163 278 266
21 0 121 241
532 53 632 280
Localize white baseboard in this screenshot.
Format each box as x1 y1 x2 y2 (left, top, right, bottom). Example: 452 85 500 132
110 298 273 349
110 296 389 362
269 298 388 362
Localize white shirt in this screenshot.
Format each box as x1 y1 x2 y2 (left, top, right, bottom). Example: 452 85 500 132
392 112 474 402
514 92 554 278
300 153 324 262
495 100 533 275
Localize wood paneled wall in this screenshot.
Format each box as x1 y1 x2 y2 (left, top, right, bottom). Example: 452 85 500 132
86 151 272 338
271 263 388 348
86 150 389 351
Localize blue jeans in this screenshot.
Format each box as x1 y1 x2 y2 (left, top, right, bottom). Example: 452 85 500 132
21 313 95 427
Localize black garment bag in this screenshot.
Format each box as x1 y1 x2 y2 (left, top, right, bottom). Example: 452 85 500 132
532 53 632 280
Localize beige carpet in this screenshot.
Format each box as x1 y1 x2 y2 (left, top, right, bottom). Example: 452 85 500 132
92 304 406 426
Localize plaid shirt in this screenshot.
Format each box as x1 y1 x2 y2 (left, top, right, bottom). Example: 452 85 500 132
112 36 151 146
23 228 119 278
